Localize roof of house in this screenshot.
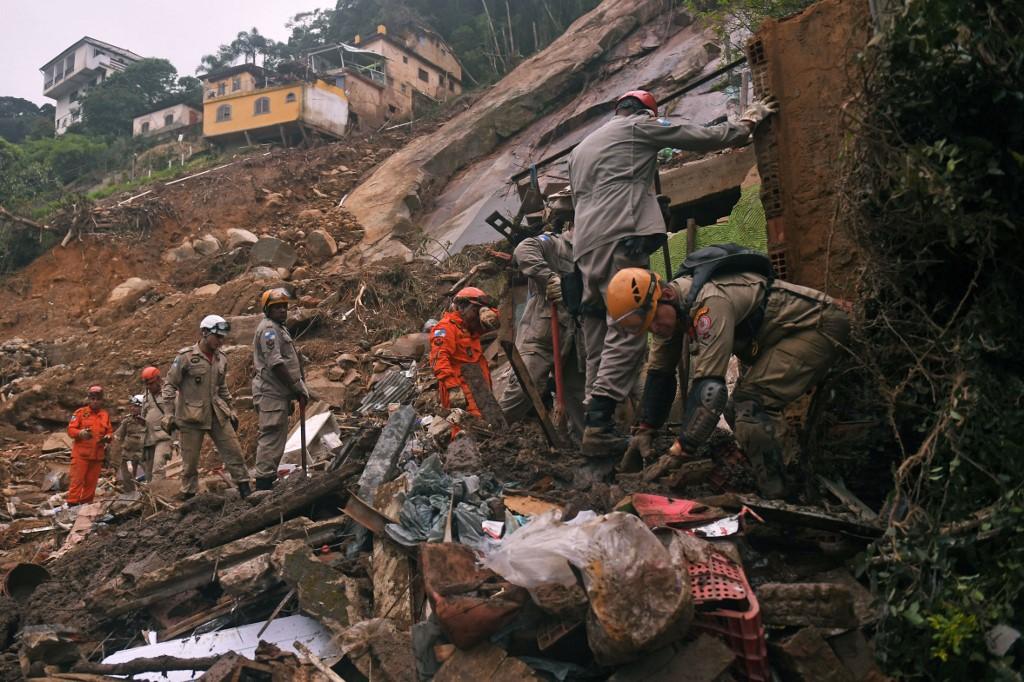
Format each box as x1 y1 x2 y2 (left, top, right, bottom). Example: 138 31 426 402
40 36 143 70
200 63 266 82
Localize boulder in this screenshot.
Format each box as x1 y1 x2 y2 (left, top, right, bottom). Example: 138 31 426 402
192 234 221 256
161 241 196 264
250 236 297 269
226 228 259 249
192 283 221 297
249 266 281 281
306 229 338 260
107 277 155 305
276 268 290 280
291 266 311 280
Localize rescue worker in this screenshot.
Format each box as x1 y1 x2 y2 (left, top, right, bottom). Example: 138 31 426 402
498 230 586 440
606 267 850 498
252 288 309 491
429 287 500 417
112 395 147 491
162 315 251 499
66 385 113 505
140 366 172 481
568 90 778 455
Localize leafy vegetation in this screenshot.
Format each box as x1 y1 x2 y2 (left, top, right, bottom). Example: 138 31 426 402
0 97 54 143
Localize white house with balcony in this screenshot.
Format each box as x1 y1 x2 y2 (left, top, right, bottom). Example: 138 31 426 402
132 103 202 137
41 36 142 135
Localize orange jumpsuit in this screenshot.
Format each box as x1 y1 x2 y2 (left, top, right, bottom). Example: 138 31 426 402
67 406 112 504
429 310 492 417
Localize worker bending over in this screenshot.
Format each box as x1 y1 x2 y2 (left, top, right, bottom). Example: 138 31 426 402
66 385 113 505
606 262 849 498
162 315 250 499
429 287 500 417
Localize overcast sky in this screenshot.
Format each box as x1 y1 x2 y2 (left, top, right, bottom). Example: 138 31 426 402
0 0 329 106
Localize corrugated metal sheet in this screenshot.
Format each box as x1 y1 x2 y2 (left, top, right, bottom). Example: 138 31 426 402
358 363 417 414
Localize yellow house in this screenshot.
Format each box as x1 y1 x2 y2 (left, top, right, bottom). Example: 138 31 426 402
201 64 349 145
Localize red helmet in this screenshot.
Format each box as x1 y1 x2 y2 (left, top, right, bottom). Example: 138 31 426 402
454 286 491 306
616 90 657 116
140 366 161 382
87 385 104 397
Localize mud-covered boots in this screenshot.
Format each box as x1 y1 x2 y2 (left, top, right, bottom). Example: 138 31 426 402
237 481 253 499
255 477 275 492
581 395 629 458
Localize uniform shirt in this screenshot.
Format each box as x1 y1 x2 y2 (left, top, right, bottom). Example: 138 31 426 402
162 343 234 429
568 113 750 261
252 316 303 402
67 406 113 461
429 310 491 391
114 415 147 461
142 390 171 446
512 232 575 355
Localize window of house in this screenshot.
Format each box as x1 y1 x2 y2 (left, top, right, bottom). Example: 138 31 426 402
254 97 271 115
207 90 216 100
402 56 408 64
285 92 297 103
94 48 103 57
164 113 174 126
141 122 150 133
417 68 428 82
232 77 241 91
217 82 226 96
216 104 231 122
65 54 75 74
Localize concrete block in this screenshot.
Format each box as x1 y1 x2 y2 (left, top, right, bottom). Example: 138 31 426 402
758 582 858 629
771 627 854 682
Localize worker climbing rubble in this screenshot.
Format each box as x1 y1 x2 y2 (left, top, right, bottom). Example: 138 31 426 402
252 287 310 491
568 89 779 456
112 395 146 491
139 366 171 481
498 228 586 440
428 287 500 419
607 247 849 497
66 385 113 506
161 315 251 500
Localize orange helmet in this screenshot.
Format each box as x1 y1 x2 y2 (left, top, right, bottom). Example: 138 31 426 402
260 287 295 312
616 90 657 116
453 286 492 307
606 268 662 334
140 366 161 382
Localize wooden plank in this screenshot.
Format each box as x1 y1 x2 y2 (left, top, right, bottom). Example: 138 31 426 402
501 341 565 448
460 362 507 428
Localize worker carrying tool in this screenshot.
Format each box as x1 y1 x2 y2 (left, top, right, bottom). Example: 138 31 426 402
429 287 500 417
162 315 251 500
252 287 310 491
498 229 586 440
606 253 849 498
66 385 113 505
568 89 778 457
112 395 147 491
140 366 172 481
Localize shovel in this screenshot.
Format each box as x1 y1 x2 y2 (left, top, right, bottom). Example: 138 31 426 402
299 398 308 477
550 303 567 430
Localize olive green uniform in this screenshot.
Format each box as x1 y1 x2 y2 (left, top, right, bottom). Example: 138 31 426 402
162 344 248 495
497 232 586 439
649 271 849 492
113 415 146 490
141 390 171 481
251 317 304 481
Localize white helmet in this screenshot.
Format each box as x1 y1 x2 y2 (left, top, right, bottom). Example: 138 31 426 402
199 314 231 336
130 394 145 407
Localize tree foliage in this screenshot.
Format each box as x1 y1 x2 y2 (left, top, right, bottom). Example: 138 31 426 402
79 58 201 137
198 28 285 73
0 98 54 144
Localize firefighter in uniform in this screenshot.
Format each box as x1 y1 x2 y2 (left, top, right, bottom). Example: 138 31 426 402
498 230 586 440
607 267 849 498
429 287 499 416
66 385 113 505
140 366 172 481
568 90 778 455
112 395 147 490
162 315 251 499
252 288 309 491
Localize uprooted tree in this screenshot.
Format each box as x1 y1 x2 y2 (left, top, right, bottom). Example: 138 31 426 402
836 0 1024 676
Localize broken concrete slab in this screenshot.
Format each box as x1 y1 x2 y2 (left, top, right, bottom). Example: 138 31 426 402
271 539 358 635
434 642 544 682
339 618 416 682
218 554 273 596
250 236 298 270
758 582 858 629
771 627 854 682
608 634 735 682
659 146 756 209
357 405 416 505
372 475 414 629
828 629 885 681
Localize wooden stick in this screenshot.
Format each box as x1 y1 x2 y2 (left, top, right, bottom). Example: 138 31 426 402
501 340 565 448
294 642 347 682
72 655 220 675
0 204 50 231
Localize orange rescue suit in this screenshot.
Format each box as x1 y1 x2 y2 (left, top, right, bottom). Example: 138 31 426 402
67 406 112 504
429 310 493 416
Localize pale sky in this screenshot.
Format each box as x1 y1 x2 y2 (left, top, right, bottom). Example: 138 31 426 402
0 0 330 106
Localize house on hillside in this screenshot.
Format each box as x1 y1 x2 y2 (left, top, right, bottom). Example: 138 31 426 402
200 64 349 146
41 36 142 135
307 24 463 128
132 104 202 137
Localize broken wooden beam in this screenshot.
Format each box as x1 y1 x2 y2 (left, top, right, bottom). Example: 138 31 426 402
72 655 220 675
501 340 565 448
460 362 507 428
699 494 882 538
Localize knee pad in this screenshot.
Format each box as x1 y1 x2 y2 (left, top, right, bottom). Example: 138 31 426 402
678 377 727 451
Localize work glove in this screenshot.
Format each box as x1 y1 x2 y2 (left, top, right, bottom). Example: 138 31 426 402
479 307 500 331
160 415 175 435
76 428 92 441
229 412 240 432
739 96 779 128
620 426 654 473
447 386 468 410
545 275 563 304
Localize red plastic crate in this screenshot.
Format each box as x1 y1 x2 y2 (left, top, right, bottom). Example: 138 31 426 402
688 554 770 682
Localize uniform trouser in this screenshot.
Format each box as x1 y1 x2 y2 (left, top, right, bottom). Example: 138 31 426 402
731 306 850 488
142 441 170 481
577 239 651 404
498 344 587 442
68 457 103 504
178 421 248 495
118 458 140 491
254 398 290 480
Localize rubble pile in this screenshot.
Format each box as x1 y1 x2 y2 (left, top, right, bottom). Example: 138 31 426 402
0 340 49 397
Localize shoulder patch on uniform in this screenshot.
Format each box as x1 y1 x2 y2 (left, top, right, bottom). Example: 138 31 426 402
656 117 672 126
538 234 550 242
692 306 713 340
433 328 447 337
190 356 201 364
433 338 445 347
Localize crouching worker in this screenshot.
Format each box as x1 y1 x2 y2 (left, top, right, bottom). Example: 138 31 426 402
429 287 500 418
162 315 251 500
607 259 849 498
67 385 113 505
112 395 147 490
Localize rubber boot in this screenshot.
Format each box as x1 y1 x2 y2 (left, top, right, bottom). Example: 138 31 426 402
237 481 252 499
581 395 628 458
255 476 275 491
